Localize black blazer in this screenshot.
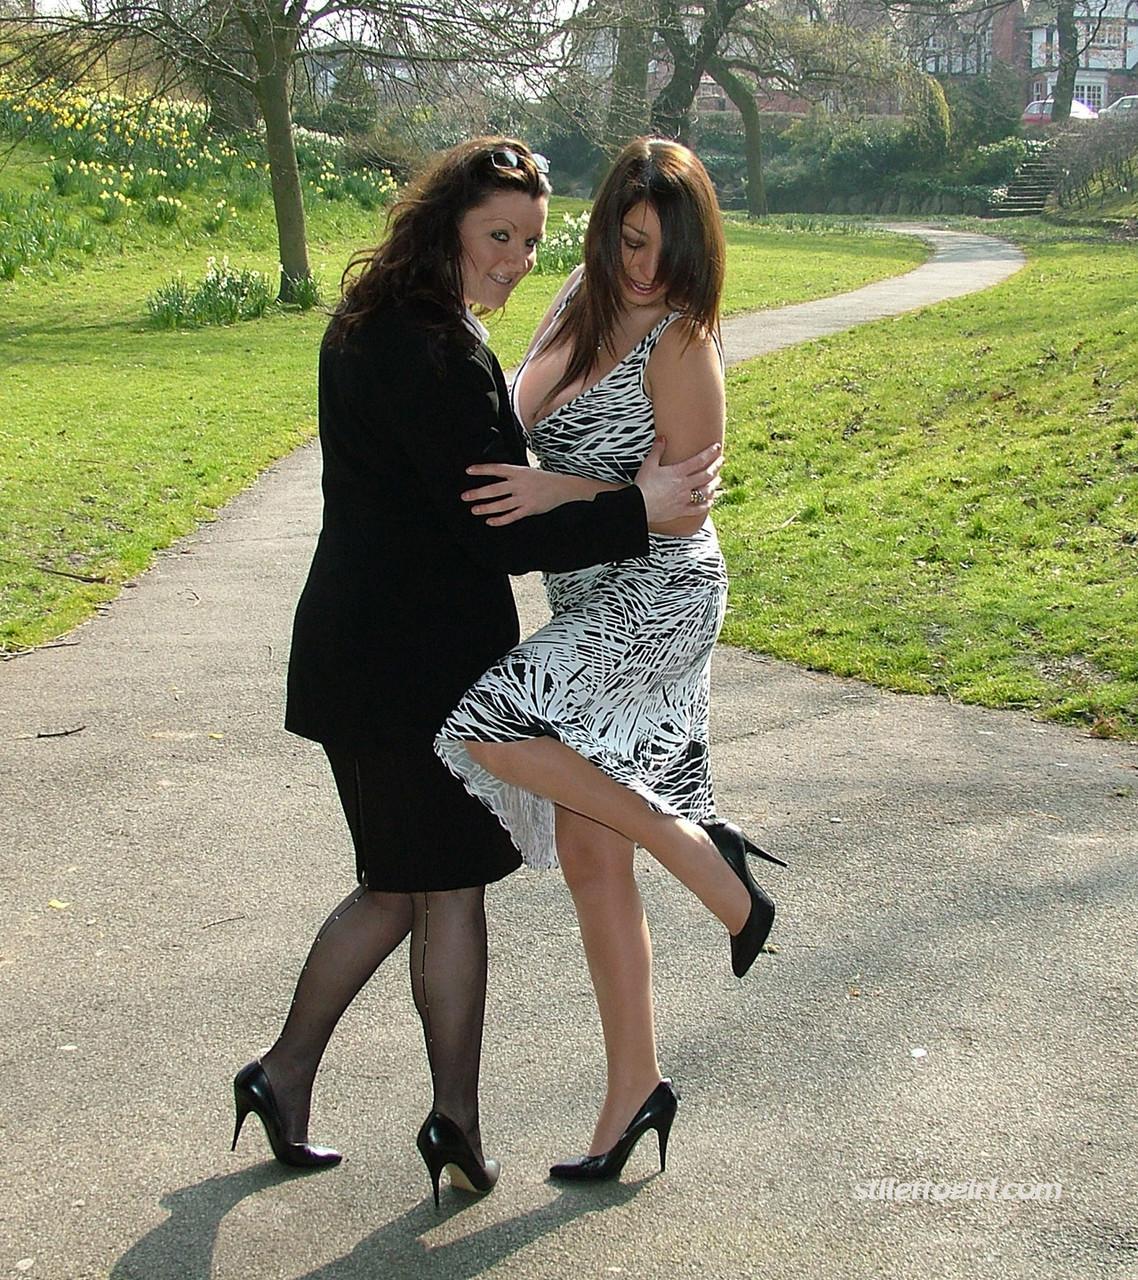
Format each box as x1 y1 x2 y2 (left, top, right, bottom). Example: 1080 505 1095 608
285 300 650 750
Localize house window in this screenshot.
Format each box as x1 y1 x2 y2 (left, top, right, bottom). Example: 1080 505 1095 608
1097 21 1123 46
924 31 947 74
962 23 993 73
1077 83 1104 108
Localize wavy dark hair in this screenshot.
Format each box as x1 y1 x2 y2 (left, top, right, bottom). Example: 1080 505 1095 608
540 138 725 411
327 136 551 349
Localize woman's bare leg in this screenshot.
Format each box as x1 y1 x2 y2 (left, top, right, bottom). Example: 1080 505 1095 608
465 738 749 932
556 808 662 1154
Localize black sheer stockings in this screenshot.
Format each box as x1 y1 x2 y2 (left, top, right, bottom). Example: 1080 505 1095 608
261 886 411 1142
409 887 489 1157
259 884 489 1151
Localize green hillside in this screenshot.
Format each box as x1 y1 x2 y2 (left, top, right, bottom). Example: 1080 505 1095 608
3 88 1133 736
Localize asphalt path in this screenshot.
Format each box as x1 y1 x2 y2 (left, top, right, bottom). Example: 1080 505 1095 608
2 226 1136 1280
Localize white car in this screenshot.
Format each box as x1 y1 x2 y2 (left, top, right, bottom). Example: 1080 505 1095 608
1021 98 1098 124
1099 95 1138 118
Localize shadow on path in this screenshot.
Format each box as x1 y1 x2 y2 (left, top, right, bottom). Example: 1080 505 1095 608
110 1164 645 1280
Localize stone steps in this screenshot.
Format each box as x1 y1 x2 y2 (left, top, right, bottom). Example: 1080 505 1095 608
989 155 1061 218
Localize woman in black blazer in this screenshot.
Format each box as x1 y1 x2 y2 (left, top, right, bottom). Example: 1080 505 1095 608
230 138 721 1205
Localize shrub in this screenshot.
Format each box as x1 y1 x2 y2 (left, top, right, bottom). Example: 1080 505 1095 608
146 256 272 328
339 122 420 180
941 66 1026 152
1052 119 1138 207
958 136 1029 185
0 189 97 277
286 272 322 310
904 73 952 164
145 194 183 224
202 198 233 233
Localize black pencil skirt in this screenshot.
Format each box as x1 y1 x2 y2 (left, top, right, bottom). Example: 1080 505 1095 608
323 739 522 892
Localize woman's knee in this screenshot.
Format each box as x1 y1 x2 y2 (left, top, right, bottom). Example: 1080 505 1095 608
465 740 516 773
558 833 634 896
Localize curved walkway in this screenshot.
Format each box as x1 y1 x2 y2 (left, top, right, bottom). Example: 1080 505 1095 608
2 228 1135 1280
720 224 1026 362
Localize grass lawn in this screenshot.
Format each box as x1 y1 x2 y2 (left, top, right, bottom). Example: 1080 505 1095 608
6 136 1131 740
0 140 923 650
716 219 1138 736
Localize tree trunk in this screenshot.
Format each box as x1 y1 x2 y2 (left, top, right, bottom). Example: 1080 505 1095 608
605 3 650 151
1051 0 1078 124
651 0 702 140
244 6 310 301
709 58 766 216
594 1 652 190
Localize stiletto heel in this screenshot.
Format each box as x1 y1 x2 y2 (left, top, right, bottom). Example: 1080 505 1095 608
231 1061 342 1169
742 834 788 868
416 1112 500 1208
231 1096 252 1151
549 1080 679 1182
699 819 786 978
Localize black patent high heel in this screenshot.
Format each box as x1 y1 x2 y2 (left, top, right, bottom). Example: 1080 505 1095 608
231 1060 342 1169
549 1079 679 1182
416 1111 500 1209
700 819 787 979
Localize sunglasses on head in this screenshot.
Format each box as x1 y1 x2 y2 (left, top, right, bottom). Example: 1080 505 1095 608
489 147 550 176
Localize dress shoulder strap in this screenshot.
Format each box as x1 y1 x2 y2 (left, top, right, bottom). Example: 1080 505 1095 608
642 312 725 372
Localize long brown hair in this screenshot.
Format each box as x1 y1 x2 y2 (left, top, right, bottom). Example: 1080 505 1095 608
327 137 551 349
542 138 725 409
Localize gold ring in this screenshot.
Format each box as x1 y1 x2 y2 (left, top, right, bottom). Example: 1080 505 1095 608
690 488 706 505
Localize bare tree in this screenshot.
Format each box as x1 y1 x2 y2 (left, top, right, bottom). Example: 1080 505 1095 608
651 0 750 139
1 0 563 299
709 6 902 216
706 55 767 212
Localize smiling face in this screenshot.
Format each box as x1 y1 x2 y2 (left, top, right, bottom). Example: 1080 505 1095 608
458 190 548 311
619 201 667 310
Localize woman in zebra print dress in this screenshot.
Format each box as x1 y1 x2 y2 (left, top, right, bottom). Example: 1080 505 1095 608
231 139 725 1204
436 140 784 1180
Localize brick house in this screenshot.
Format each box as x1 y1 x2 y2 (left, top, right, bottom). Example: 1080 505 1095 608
655 0 1138 124
1022 0 1138 110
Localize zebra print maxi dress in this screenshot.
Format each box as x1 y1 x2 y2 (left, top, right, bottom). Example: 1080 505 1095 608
434 309 728 870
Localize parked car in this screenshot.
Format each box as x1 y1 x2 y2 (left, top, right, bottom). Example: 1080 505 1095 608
1099 95 1138 118
1021 98 1098 125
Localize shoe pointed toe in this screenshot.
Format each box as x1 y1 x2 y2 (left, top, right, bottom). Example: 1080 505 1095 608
549 1153 607 1181
231 1060 342 1169
549 1080 678 1182
699 819 782 977
279 1140 343 1168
